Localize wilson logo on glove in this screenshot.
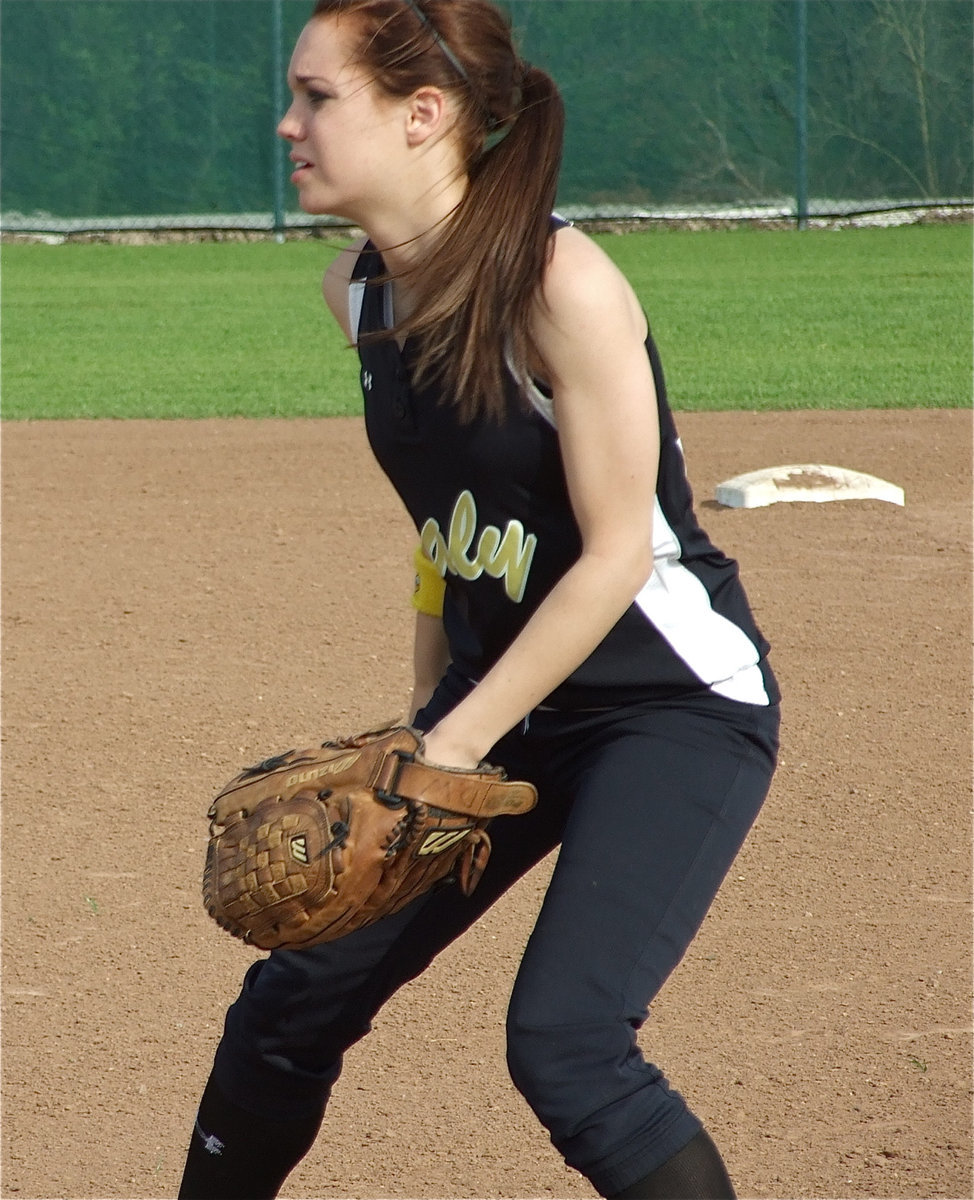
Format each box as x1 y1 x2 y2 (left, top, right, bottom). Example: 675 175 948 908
203 724 537 950
417 826 476 856
289 834 311 865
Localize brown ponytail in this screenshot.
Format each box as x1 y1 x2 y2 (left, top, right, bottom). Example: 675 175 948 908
310 0 565 422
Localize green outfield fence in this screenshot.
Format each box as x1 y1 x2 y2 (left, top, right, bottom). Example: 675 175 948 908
1 0 971 235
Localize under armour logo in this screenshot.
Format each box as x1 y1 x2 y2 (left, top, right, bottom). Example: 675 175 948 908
195 1118 225 1156
362 370 373 391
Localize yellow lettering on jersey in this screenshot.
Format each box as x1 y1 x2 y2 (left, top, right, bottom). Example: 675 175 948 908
420 489 538 604
448 489 480 582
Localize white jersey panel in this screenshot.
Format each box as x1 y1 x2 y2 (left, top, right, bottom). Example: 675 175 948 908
348 279 366 340
637 501 771 704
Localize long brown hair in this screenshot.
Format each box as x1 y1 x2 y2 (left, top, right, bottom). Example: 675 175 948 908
310 0 565 422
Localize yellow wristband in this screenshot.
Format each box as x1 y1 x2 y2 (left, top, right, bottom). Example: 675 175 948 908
411 544 446 618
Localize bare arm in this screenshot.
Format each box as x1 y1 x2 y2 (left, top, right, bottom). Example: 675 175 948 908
408 611 452 724
322 240 452 728
422 226 659 768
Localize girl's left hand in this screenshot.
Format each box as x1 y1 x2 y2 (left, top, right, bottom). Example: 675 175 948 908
419 726 483 771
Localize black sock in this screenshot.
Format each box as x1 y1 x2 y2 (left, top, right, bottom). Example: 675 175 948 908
177 1075 324 1200
608 1129 736 1199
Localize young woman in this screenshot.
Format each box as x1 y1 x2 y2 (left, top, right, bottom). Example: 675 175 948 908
178 2 780 1196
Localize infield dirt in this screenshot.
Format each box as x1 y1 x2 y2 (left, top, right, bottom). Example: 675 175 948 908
2 409 971 1199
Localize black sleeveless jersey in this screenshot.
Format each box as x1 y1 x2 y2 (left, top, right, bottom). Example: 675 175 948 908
350 236 778 709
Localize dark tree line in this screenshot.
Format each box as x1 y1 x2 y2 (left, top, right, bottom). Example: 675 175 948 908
2 0 970 220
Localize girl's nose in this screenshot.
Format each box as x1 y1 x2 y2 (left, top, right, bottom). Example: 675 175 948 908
277 105 302 141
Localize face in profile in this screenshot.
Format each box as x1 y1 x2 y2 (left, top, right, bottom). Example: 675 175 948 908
277 15 407 219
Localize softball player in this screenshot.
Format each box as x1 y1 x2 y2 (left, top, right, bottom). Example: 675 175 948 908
178 2 780 1196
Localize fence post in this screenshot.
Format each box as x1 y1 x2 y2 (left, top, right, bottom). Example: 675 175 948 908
795 0 809 230
271 0 287 241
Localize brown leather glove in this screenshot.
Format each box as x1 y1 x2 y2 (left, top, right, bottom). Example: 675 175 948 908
203 724 537 950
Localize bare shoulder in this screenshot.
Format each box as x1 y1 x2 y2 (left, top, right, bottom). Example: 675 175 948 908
533 225 648 362
321 236 369 341
547 222 620 276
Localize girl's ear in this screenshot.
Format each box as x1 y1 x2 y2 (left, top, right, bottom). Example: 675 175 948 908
405 86 450 145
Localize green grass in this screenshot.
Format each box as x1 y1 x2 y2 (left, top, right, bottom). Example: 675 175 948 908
1 223 970 419
608 223 972 411
0 240 356 420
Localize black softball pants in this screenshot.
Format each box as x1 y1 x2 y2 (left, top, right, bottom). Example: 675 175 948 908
203 674 779 1196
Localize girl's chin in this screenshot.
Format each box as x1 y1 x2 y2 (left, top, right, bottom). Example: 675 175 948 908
294 185 352 221
298 195 331 216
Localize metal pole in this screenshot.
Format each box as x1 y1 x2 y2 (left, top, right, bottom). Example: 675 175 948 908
795 0 809 230
271 0 286 242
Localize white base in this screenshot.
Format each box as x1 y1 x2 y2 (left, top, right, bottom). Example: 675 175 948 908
715 463 905 509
